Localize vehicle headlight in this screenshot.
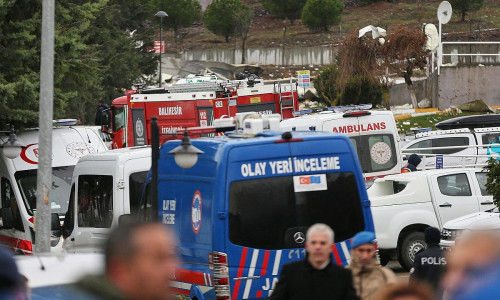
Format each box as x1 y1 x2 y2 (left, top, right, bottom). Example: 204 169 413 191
441 228 462 241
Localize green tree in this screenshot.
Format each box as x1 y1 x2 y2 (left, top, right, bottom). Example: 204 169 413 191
449 0 484 22
260 0 307 25
314 64 340 106
339 75 383 106
484 158 500 208
204 0 250 43
302 0 344 32
0 0 158 126
152 0 201 47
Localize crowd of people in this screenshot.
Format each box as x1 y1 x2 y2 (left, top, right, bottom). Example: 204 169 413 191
1 222 500 300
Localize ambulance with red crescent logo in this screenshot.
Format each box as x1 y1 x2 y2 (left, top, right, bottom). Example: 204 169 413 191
0 124 108 254
139 114 375 299
280 106 403 185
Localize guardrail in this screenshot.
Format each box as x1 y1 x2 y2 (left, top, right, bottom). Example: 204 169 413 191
401 143 500 170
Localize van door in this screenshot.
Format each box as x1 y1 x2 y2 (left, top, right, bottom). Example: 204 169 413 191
431 172 480 224
65 174 114 252
123 158 150 218
473 171 495 211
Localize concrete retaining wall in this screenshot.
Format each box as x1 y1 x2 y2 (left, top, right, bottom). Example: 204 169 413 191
388 65 500 109
172 46 337 65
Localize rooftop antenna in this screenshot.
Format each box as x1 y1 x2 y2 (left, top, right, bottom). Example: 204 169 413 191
437 1 452 75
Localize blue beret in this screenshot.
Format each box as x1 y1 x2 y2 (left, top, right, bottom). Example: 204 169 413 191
351 231 376 248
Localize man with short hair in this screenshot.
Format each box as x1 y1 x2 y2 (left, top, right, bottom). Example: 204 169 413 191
270 223 359 300
347 231 398 300
75 222 179 300
95 100 110 126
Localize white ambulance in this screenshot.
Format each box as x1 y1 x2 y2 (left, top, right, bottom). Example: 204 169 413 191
0 126 108 254
280 108 403 183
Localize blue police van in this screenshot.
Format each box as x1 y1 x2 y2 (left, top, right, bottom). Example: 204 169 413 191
144 123 374 300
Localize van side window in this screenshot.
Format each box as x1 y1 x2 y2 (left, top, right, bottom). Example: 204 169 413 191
129 171 148 218
482 133 500 144
1 178 24 231
78 175 113 228
475 172 490 196
407 140 433 154
437 173 472 197
229 172 365 249
351 134 397 173
63 185 75 238
432 137 469 154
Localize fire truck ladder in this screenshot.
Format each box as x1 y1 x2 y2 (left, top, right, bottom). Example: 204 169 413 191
275 78 295 114
164 81 225 93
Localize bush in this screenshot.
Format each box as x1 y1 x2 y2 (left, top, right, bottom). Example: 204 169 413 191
314 64 340 106
484 158 500 208
339 75 382 106
301 0 344 32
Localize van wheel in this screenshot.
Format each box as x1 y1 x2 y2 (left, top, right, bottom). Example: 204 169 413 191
398 231 426 270
378 251 390 266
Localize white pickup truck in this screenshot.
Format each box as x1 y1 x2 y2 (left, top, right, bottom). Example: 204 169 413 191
368 168 494 270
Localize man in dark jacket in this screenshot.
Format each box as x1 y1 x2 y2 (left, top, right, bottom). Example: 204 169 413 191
75 222 179 300
95 100 110 126
410 226 446 292
403 153 422 172
270 223 359 300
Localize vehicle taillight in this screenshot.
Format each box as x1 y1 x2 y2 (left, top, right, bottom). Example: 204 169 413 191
210 251 231 300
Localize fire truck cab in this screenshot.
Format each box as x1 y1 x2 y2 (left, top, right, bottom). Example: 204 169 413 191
140 114 374 299
109 75 298 149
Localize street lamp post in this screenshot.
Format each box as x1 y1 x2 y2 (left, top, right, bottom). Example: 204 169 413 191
155 11 168 87
0 126 26 159
150 118 203 221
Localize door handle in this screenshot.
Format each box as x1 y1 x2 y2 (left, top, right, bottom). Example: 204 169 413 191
481 201 494 205
439 202 452 208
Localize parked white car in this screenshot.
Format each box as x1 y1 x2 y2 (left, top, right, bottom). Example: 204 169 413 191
368 168 494 270
440 207 500 249
401 127 500 169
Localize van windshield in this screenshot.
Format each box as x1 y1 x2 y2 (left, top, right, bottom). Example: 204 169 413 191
14 166 74 216
229 172 365 249
349 134 397 173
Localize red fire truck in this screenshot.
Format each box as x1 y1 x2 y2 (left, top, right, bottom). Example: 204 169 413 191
109 75 298 148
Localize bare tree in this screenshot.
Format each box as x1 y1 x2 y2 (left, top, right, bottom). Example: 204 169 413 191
338 27 427 108
235 6 254 64
380 27 427 108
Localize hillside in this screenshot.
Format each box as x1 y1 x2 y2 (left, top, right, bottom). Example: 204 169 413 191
162 0 500 53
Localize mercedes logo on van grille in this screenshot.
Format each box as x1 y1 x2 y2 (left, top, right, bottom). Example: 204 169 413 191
294 232 305 244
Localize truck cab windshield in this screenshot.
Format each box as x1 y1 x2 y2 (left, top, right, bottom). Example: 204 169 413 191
14 166 74 216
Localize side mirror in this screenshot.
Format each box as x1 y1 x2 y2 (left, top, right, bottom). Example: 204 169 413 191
51 213 62 235
51 213 62 247
0 207 14 229
118 214 134 227
402 154 408 161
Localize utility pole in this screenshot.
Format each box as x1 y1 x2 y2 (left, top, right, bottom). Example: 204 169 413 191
36 0 55 253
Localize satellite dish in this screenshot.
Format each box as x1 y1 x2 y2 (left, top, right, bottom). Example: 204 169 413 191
424 24 439 51
437 1 452 24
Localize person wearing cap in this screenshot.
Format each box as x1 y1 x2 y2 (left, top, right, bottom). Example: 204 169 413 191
410 227 446 293
347 231 398 300
0 247 26 300
271 223 359 300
